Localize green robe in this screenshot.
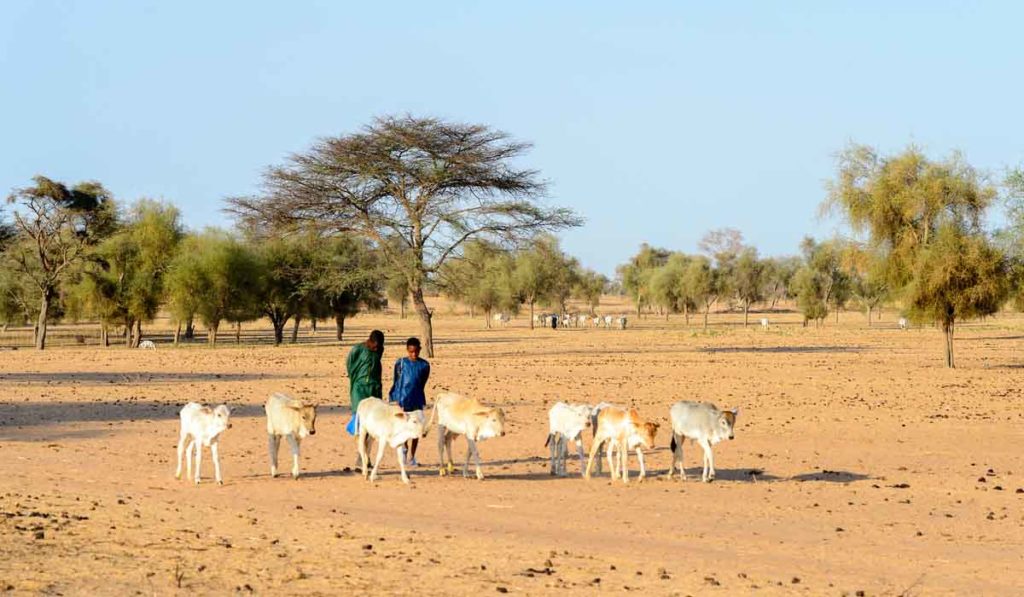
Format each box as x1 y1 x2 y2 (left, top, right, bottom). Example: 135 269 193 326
346 343 382 412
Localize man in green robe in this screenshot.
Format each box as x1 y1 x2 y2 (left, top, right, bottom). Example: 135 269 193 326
346 330 385 418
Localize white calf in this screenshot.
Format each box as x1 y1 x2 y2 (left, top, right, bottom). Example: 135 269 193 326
355 398 425 484
667 401 739 482
175 402 232 485
759 318 769 330
138 340 156 349
545 402 592 476
265 393 318 479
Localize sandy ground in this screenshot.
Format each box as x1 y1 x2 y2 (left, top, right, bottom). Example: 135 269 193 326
2 303 1024 596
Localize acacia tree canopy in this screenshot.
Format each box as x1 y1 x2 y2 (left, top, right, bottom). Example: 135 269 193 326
227 115 582 356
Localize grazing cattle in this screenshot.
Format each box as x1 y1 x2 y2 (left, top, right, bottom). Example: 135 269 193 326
493 313 510 327
264 393 317 479
138 340 156 349
759 318 769 330
584 406 657 483
667 401 739 483
616 316 628 330
603 315 613 328
545 402 592 476
593 316 602 327
427 392 506 480
898 317 908 330
355 398 425 484
175 402 232 485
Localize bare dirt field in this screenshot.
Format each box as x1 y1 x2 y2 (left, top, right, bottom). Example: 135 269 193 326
2 302 1023 595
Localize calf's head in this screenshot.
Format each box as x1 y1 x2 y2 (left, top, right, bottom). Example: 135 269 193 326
212 404 232 432
639 421 660 447
289 399 318 435
389 411 425 447
719 408 740 440
474 407 506 440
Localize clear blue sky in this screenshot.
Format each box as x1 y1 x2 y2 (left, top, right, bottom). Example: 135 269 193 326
3 1 1022 275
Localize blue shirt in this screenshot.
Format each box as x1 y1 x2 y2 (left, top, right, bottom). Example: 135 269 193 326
388 357 430 411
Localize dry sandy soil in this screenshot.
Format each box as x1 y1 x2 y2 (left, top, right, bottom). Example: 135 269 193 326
2 302 1023 595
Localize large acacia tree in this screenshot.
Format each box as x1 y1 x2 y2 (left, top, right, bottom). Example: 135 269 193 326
827 145 1007 367
6 176 115 349
228 116 581 356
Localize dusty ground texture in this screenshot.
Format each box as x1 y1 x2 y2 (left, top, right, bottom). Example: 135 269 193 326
2 304 1023 596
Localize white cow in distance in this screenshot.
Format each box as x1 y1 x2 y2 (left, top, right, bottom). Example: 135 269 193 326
759 318 769 330
138 340 156 349
898 317 909 330
175 402 232 485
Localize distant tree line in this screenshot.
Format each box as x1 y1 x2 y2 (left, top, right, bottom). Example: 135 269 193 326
616 144 1024 368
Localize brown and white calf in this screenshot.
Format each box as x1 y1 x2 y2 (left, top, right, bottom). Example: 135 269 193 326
355 398 426 484
427 392 506 480
265 393 317 479
175 402 232 485
584 406 657 483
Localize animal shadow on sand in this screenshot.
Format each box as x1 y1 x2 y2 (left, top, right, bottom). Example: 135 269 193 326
0 400 277 428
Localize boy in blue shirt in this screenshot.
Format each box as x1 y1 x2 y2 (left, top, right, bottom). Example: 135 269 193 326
388 337 430 466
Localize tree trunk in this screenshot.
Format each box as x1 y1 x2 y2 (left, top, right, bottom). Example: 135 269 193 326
291 315 301 344
185 318 195 339
743 302 749 327
400 300 406 319
124 318 134 347
944 320 955 368
835 306 840 324
100 322 109 347
529 300 535 330
272 318 285 345
866 305 872 327
208 322 219 346
683 303 689 326
703 307 709 331
412 286 435 358
35 287 54 350
310 318 317 335
484 309 491 329
133 320 143 348
174 322 181 346
235 321 242 344
334 314 346 342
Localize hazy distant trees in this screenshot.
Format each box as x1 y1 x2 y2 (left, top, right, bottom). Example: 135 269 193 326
827 144 1008 367
68 200 183 346
228 115 581 356
617 244 670 317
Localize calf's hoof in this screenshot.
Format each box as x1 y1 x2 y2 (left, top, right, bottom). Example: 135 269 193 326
217 480 224 486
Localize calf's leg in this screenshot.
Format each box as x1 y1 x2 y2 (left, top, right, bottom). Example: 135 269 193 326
268 434 280 477
175 431 188 479
369 437 387 482
286 434 301 479
193 441 203 485
210 441 223 485
397 445 410 484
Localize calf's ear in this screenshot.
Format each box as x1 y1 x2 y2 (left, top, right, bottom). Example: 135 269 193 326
732 407 740 417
